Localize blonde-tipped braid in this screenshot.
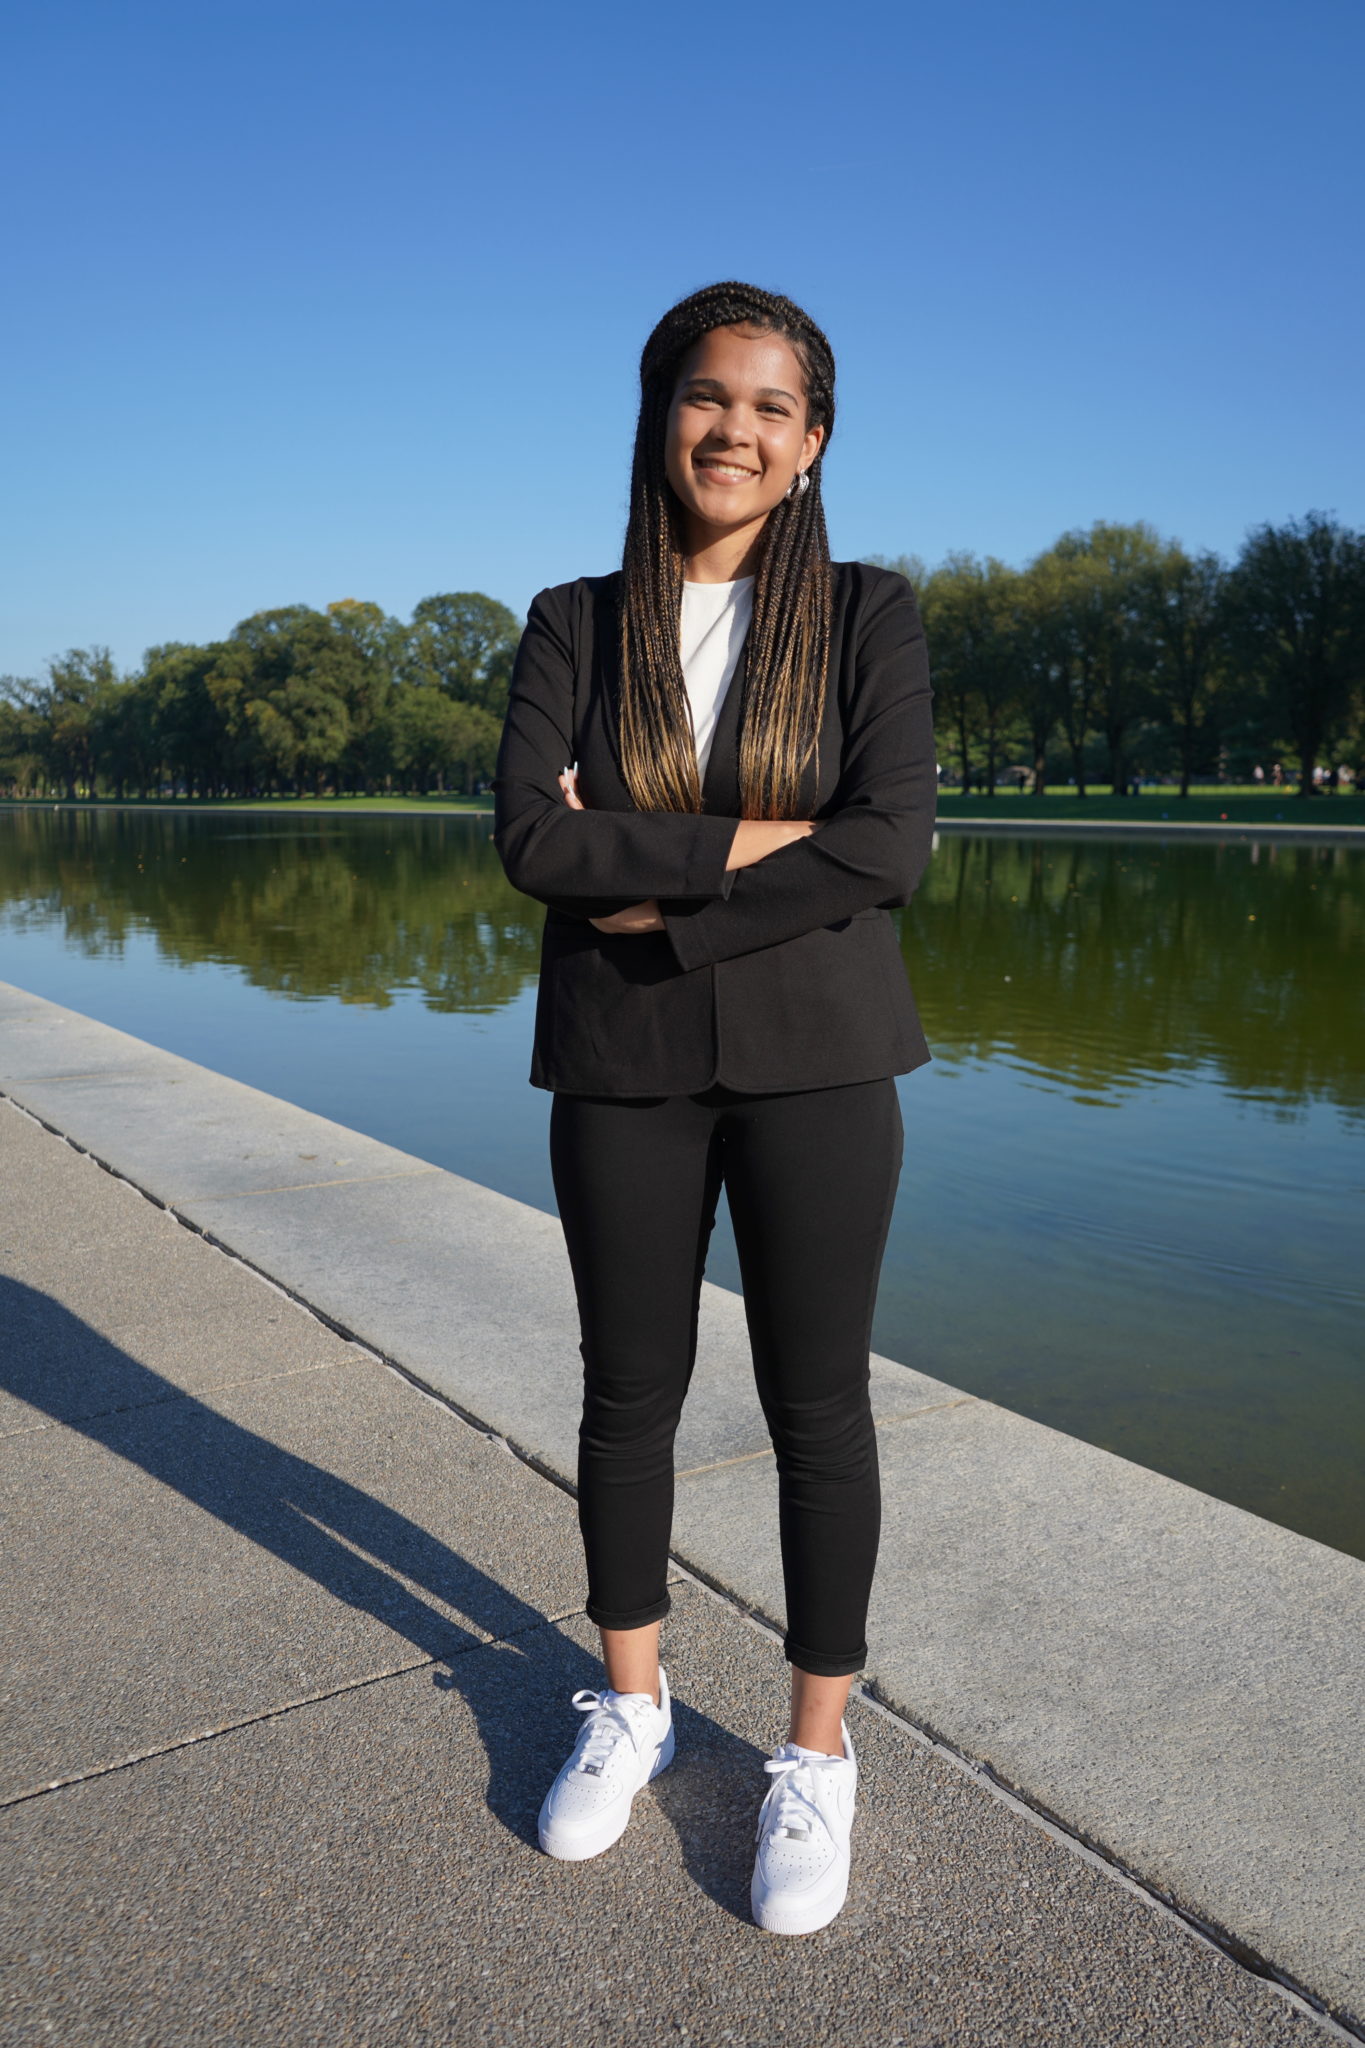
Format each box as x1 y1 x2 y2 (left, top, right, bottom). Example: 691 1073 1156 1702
618 281 836 820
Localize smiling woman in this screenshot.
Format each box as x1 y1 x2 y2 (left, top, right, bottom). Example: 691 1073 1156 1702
616 292 837 828
492 280 937 1934
666 336 822 540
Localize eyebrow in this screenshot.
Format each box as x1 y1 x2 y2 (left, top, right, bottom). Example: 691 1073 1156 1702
683 376 802 406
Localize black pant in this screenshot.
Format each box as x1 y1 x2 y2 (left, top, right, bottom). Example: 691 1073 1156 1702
549 1078 904 1678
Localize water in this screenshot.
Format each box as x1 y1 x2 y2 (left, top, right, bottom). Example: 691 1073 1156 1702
2 807 1361 1559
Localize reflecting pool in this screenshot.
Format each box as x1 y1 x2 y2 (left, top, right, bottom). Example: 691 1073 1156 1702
2 807 1361 1558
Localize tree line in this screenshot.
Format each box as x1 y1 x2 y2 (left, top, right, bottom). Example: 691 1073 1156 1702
0 593 520 800
880 510 1365 797
2 511 1363 802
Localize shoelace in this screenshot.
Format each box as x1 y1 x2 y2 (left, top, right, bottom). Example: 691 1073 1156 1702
756 1751 846 1844
569 1688 649 1777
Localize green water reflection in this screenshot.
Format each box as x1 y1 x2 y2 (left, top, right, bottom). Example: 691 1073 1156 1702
0 807 543 1013
1 806 1361 1558
4 808 1360 1120
911 832 1364 1120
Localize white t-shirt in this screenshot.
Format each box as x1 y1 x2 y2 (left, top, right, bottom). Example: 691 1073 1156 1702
680 575 754 779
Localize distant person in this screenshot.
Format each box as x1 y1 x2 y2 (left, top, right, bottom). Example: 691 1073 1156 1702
494 281 936 1935
1253 764 1265 784
1272 761 1284 787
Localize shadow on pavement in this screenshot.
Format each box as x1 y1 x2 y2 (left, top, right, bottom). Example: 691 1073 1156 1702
0 1274 768 1909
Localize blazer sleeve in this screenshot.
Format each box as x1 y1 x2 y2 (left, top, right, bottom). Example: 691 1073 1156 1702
661 573 936 969
493 585 741 915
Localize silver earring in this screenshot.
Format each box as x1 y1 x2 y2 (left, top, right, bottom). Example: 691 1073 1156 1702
785 469 810 500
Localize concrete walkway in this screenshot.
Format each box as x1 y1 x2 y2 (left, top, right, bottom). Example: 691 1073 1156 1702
1 982 1361 2044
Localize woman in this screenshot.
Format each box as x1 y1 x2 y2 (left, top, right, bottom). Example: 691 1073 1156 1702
493 280 935 1935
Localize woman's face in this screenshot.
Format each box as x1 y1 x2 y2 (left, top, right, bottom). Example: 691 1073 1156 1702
664 323 824 546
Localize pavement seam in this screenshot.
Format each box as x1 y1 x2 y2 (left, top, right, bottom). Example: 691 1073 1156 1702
184 1167 442 1200
3 1092 1358 2040
0 1355 366 1441
1 1606 592 1815
1 1069 152 1083
672 1398 979 1480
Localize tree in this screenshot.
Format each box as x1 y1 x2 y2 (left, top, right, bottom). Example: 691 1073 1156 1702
410 593 521 717
140 643 230 797
1031 543 1101 797
326 601 396 793
1030 524 1165 797
1087 522 1165 795
1226 513 1365 794
228 606 363 795
0 680 49 794
917 554 1019 796
0 588 524 801
1144 546 1228 797
1011 563 1069 795
30 648 121 798
387 688 502 795
95 669 162 798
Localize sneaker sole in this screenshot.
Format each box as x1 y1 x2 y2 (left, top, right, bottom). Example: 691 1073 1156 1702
751 1857 850 1936
538 1723 675 1862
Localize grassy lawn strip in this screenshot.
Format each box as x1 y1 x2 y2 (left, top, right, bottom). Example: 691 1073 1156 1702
0 794 494 815
4 789 1364 828
936 789 1365 827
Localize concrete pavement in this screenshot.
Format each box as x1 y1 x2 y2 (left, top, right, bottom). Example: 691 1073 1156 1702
2 979 1362 2042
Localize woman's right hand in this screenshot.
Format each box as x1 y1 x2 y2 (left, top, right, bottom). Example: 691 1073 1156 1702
725 819 817 871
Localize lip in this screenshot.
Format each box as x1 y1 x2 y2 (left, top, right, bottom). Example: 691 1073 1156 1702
694 457 760 485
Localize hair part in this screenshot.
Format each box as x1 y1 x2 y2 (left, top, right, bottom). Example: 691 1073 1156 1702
618 280 836 819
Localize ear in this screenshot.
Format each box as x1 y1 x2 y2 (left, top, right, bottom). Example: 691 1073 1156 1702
800 421 825 471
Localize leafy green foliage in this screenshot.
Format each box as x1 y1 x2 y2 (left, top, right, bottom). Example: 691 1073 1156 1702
876 512 1365 798
0 592 522 800
5 514 1364 802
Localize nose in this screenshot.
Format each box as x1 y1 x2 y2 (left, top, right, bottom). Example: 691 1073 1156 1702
708 406 754 448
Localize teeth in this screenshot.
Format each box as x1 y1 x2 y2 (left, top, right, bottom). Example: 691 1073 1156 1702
700 462 755 479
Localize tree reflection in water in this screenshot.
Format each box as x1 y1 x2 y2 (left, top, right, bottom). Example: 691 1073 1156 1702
2 807 1361 1558
2 808 1359 1124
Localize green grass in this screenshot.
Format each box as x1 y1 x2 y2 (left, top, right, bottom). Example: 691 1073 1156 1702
4 787 1363 828
0 793 493 815
936 787 1365 827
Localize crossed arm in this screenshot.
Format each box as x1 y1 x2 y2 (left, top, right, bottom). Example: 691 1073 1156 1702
492 574 936 969
555 764 815 934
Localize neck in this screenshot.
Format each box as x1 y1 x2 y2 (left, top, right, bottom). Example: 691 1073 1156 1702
680 510 769 585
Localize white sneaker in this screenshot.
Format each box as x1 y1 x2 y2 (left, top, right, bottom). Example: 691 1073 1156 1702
750 1722 858 1935
537 1666 674 1861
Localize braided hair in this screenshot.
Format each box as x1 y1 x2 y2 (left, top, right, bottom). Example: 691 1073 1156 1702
618 280 836 819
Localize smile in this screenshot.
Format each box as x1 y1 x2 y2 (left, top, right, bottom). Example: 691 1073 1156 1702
695 459 759 481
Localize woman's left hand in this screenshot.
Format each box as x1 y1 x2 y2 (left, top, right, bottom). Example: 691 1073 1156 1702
590 899 665 934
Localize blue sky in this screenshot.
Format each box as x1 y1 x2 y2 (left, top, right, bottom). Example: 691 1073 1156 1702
3 0 1361 677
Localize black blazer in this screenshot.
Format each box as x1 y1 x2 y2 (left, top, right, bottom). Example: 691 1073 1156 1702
493 559 937 1095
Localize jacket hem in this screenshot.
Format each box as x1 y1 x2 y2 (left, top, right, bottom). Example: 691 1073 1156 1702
530 1045 931 1097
